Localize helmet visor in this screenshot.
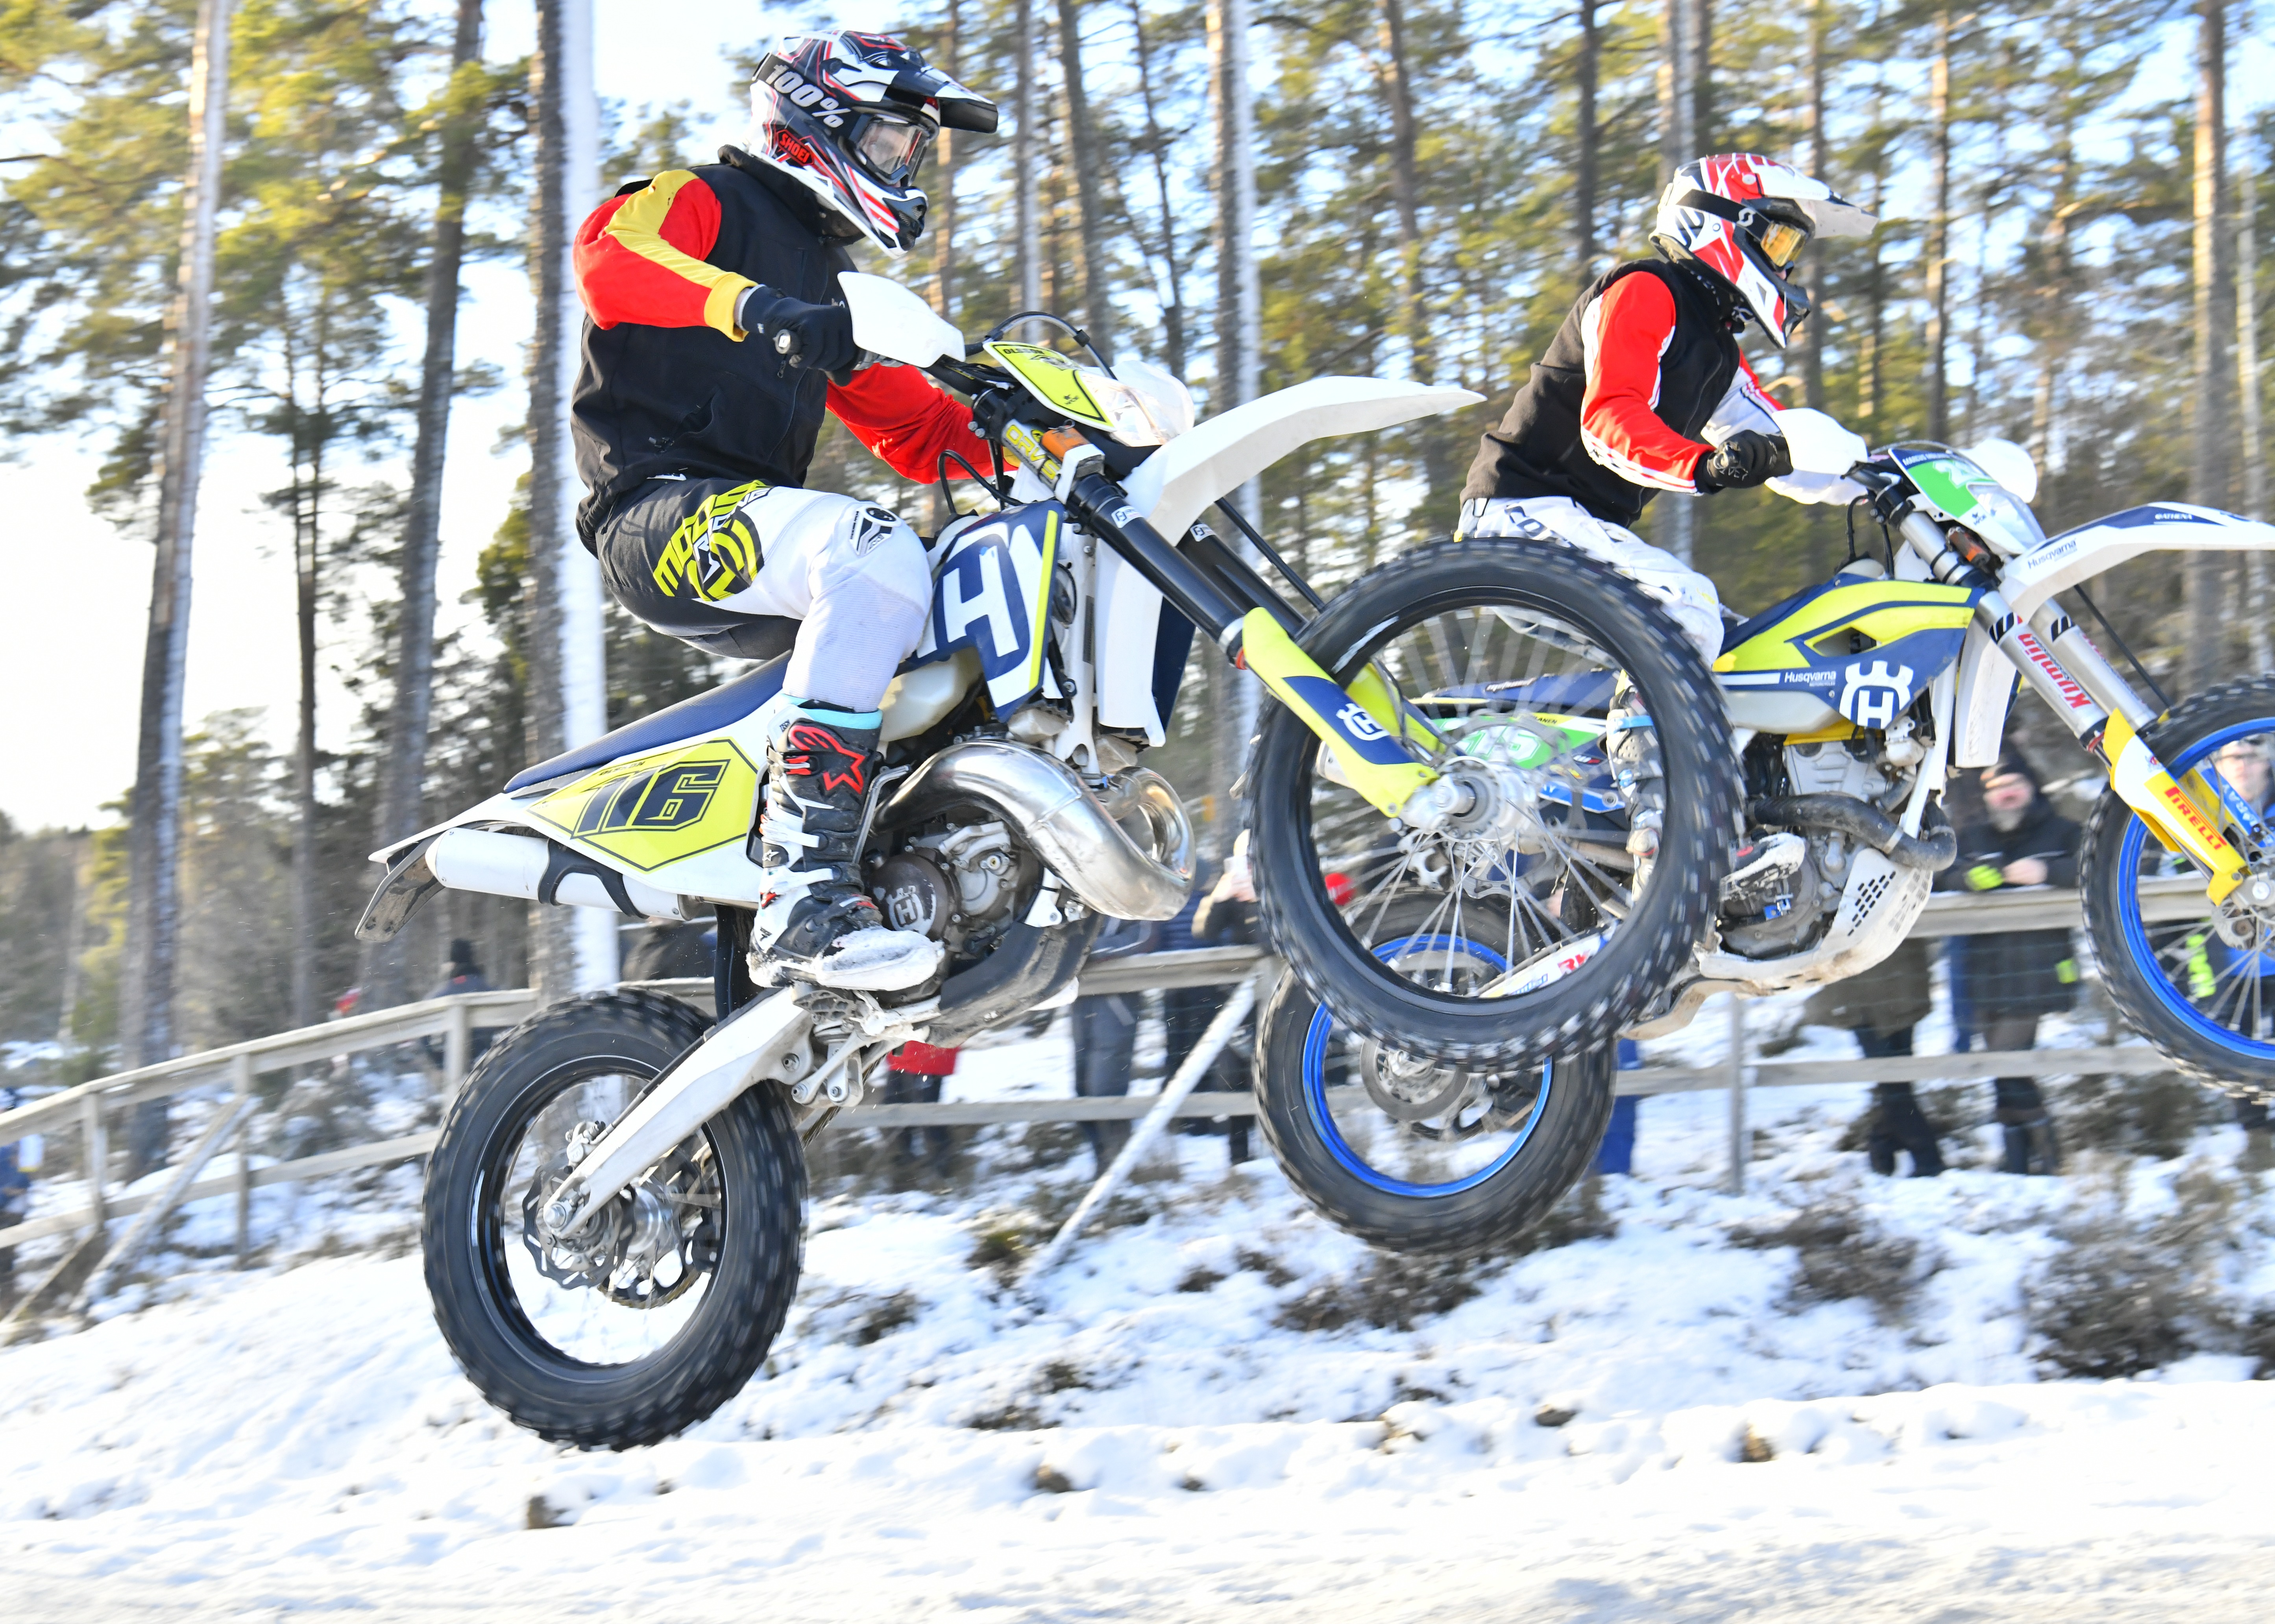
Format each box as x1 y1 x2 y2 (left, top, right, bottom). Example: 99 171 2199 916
853 114 930 185
1753 219 1809 270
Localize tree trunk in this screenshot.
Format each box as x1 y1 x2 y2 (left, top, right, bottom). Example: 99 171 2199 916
293 365 321 1034
1208 0 1261 861
1690 0 1713 155
366 0 482 1009
1658 0 1690 183
1799 0 1826 414
1129 0 1187 375
1925 6 1952 442
1054 0 1111 353
123 0 231 1175
1014 0 1039 316
1575 0 1598 276
1656 0 1695 564
933 0 959 322
2239 142 2269 671
1380 0 1426 382
1791 0 1831 574
2188 0 2231 693
1859 76 1886 426
526 0 611 994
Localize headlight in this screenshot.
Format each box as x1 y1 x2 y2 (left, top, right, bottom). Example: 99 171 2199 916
1092 357 1195 448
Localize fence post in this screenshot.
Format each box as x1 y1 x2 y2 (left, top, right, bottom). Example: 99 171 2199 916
444 1001 473 1096
1725 995 1748 1195
1020 970 1264 1288
232 1053 253 1267
81 1094 108 1232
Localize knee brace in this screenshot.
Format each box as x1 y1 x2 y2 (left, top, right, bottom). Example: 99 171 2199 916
784 498 932 711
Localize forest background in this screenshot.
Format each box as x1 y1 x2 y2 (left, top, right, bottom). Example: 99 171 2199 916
1 0 2268 1099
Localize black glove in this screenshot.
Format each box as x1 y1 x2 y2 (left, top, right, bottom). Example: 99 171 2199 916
1694 429 1794 492
737 285 859 378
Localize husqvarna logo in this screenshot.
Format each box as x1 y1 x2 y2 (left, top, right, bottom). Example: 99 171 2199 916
1337 702 1389 743
1839 660 1916 729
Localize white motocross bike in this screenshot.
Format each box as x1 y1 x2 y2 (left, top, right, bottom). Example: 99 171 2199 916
1244 406 2275 1256
363 275 1645 1449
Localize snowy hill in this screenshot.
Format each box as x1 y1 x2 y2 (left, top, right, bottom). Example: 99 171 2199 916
9 1020 2275 1619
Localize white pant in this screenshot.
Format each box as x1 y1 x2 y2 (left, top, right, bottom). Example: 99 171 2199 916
671 481 933 711
1456 495 1724 663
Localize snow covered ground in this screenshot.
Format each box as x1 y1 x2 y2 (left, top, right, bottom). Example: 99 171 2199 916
9 1007 2275 1620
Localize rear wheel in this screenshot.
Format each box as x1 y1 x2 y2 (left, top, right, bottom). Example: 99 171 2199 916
1253 894 1619 1257
2081 678 2275 1095
1247 538 1740 1066
423 990 806 1450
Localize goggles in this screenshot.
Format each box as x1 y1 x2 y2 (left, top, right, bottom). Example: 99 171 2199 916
852 113 931 186
1753 218 1809 268
1739 207 1810 269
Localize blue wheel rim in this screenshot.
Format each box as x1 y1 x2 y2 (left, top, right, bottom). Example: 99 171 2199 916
1299 933 1553 1197
2115 720 2275 1061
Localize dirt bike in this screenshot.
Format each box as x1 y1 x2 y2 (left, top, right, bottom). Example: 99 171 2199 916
1249 404 2275 1254
361 275 1689 1448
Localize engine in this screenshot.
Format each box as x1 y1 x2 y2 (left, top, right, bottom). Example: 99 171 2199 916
1721 736 1916 959
871 818 1044 961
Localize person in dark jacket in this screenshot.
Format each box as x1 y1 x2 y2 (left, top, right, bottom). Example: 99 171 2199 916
1070 915 1162 1177
1804 937 1945 1176
1942 751 2078 1174
571 28 998 993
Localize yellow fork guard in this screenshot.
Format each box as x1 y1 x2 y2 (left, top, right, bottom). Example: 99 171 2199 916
1237 610 1438 816
2098 709 2250 902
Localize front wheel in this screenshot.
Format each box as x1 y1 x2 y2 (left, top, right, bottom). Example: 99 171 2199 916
2081 677 2275 1095
1247 538 1742 1066
1253 896 1619 1256
423 989 806 1450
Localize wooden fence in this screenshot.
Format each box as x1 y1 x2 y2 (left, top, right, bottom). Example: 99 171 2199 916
0 882 2212 1324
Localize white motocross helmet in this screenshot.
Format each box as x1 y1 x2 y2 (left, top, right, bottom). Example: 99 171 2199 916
1650 153 1877 347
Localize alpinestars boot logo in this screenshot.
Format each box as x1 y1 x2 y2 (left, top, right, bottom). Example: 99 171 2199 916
782 723 869 794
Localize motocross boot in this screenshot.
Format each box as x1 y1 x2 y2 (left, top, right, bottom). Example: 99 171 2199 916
752 700 944 992
1607 706 1665 861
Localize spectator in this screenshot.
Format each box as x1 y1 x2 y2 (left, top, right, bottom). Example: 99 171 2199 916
1071 914 1162 1177
1177 834 1271 1165
0 1084 30 1308
1593 1040 1644 1175
1803 938 1945 1176
2202 738 2275 1166
621 920 715 983
1943 750 2078 1175
424 939 497 1074
427 939 491 999
882 1040 959 1170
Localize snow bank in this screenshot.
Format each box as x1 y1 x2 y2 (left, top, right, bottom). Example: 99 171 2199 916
10 1021 2275 1617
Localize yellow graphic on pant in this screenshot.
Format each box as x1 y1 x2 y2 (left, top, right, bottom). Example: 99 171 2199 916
525 739 759 872
653 479 768 603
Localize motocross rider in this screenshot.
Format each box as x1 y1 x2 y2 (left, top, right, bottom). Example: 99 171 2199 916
1458 153 1876 855
570 29 998 992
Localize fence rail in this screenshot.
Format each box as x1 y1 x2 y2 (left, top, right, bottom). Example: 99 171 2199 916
0 883 2210 1311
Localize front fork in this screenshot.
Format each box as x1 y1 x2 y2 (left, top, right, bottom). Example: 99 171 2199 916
1899 511 2253 901
1063 471 1449 820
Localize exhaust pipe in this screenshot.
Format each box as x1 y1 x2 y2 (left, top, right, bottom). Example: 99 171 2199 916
880 740 1194 920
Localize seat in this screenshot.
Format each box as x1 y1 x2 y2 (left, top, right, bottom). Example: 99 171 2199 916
505 656 789 793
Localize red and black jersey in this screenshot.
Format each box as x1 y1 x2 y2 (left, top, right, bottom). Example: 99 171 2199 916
1461 260 1750 526
569 147 990 546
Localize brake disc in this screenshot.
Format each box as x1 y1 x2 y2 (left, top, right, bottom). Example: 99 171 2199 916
1355 1036 1473 1121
